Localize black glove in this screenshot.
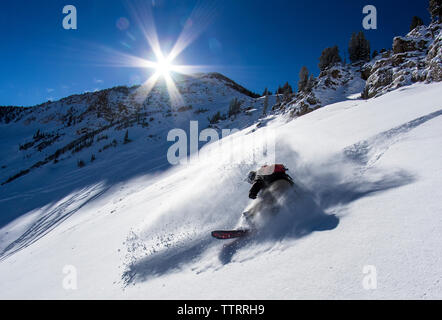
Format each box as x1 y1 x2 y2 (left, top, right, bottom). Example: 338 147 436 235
248 179 263 200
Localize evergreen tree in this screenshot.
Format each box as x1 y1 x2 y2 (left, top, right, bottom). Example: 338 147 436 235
359 31 371 61
262 88 269 96
307 75 315 92
228 98 241 117
348 31 371 63
276 85 282 95
33 129 42 140
410 16 424 31
208 111 226 124
318 46 342 71
349 32 357 62
77 160 86 168
372 50 379 59
262 95 269 115
281 82 293 95
429 0 442 22
123 130 131 144
298 66 309 92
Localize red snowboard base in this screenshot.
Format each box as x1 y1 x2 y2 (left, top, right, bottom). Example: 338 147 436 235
211 229 250 240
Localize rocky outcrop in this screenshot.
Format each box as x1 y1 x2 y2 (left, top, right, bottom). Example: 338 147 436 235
280 23 442 117
280 64 365 118
393 37 428 54
425 26 442 82
362 23 442 99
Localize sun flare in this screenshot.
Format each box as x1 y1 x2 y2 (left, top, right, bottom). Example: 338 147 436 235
154 55 174 77
119 0 218 107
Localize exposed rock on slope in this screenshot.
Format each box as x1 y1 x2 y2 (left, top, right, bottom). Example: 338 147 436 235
273 23 442 117
274 64 365 117
362 23 442 98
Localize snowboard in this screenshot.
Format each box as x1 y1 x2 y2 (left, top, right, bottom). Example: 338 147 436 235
211 229 250 240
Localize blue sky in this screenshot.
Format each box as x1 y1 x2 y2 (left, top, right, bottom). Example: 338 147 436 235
0 0 430 106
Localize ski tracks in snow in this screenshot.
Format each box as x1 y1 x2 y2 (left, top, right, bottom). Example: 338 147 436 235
344 109 442 172
0 183 108 261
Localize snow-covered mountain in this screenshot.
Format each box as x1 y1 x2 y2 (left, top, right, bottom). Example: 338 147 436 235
0 23 441 299
0 72 262 186
0 71 276 257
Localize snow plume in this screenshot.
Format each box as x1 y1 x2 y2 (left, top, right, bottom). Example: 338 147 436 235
122 124 281 284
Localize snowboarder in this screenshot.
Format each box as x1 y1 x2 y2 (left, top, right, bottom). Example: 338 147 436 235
211 164 294 240
246 164 294 199
241 164 294 222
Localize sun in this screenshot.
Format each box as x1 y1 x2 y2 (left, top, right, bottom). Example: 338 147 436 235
113 0 217 107
154 55 174 77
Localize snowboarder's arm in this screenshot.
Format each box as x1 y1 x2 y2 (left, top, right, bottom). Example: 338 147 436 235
249 179 264 199
285 173 294 185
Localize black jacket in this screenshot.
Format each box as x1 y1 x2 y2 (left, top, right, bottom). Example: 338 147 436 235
248 172 293 199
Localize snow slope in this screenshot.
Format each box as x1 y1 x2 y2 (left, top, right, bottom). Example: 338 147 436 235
0 81 441 299
0 73 270 236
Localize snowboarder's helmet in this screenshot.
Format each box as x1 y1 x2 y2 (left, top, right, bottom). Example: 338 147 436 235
247 171 256 184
